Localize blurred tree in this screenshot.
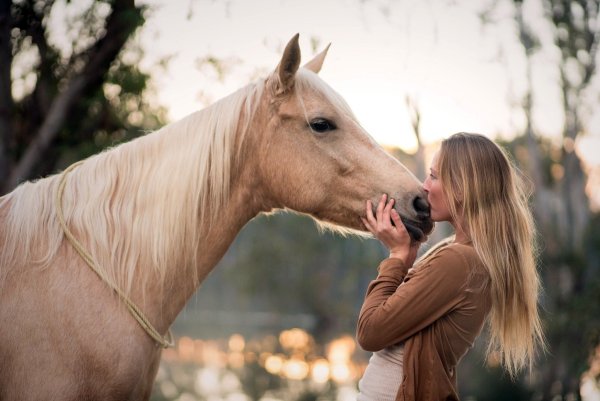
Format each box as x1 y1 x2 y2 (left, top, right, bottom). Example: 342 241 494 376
219 213 386 342
0 0 166 194
543 0 597 249
405 94 426 181
509 0 600 398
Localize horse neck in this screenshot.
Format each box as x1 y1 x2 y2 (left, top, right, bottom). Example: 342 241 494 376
141 107 269 331
0 88 270 338
156 184 261 325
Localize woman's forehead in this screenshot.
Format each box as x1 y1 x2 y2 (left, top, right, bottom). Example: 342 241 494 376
430 151 440 170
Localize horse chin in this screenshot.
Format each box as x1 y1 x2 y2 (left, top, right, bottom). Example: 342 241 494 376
400 217 434 243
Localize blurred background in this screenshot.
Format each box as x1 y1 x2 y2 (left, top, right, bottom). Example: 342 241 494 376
1 0 599 399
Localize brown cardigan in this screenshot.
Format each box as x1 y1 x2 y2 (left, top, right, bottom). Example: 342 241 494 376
357 243 491 401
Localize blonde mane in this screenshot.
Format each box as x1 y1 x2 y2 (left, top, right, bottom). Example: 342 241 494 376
0 69 356 297
0 80 265 295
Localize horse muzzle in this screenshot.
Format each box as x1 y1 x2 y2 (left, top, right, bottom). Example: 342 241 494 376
400 216 434 243
398 194 433 242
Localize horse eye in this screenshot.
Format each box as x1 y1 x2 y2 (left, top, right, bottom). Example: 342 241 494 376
309 118 336 133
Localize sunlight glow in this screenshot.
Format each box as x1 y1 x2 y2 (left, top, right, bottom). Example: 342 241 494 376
279 328 311 351
282 357 310 380
264 354 284 375
310 358 331 384
138 0 520 150
137 0 599 179
327 335 356 364
228 333 245 352
330 363 352 384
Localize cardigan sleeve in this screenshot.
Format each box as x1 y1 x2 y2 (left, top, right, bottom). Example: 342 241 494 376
356 247 472 352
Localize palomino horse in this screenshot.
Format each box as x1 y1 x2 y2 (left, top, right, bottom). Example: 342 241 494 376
0 35 432 400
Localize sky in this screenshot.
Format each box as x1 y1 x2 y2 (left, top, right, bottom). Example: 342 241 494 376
134 0 600 169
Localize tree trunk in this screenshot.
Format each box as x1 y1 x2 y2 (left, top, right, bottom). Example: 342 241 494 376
559 75 590 251
0 0 13 188
2 0 143 193
406 95 425 180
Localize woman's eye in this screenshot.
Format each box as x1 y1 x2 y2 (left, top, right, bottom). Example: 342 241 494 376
309 118 336 133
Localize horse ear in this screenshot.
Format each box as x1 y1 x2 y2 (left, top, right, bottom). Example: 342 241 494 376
275 33 301 94
303 43 331 73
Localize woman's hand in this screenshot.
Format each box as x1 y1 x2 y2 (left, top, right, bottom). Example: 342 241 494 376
361 194 421 266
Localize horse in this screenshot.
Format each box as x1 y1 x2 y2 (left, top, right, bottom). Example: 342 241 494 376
0 34 432 400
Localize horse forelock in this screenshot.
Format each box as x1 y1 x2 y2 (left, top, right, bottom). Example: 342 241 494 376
0 80 265 298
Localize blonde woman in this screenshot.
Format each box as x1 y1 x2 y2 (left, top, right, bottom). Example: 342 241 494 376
356 133 545 401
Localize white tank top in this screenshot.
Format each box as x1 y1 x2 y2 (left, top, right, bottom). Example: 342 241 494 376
357 344 404 401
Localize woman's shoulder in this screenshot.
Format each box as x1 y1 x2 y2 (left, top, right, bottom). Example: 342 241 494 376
423 242 485 274
419 243 490 293
408 242 488 294
445 242 478 258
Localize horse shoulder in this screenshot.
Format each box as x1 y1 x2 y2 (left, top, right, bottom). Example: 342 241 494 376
0 242 160 400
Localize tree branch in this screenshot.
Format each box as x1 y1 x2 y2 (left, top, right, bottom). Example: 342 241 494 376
405 95 425 180
4 0 143 191
0 0 13 188
28 0 57 115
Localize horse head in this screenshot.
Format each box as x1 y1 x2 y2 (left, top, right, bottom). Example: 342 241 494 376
248 34 433 241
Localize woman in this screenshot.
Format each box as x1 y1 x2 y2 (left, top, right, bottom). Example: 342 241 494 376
356 133 545 400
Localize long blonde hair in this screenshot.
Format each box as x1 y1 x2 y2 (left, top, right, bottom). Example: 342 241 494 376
0 80 265 296
437 132 545 377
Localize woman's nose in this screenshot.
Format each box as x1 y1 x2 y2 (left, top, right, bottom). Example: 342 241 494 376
422 178 430 192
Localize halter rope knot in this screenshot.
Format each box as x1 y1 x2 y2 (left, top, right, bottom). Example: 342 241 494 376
55 161 174 348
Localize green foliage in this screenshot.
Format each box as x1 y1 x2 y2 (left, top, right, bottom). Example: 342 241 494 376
2 0 161 190
496 134 558 188
56 44 167 165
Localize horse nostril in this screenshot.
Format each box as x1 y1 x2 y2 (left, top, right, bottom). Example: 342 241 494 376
413 196 430 216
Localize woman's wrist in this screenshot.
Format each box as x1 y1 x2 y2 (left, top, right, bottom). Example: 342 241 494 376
389 251 408 263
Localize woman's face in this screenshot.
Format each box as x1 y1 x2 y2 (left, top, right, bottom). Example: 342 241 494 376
423 151 452 223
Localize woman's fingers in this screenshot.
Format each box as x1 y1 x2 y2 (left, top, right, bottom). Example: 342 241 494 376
376 194 386 224
390 209 403 232
364 195 418 262
382 197 395 227
365 195 402 237
364 200 379 235
361 215 371 228
365 200 376 224
361 217 374 234
378 195 394 231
